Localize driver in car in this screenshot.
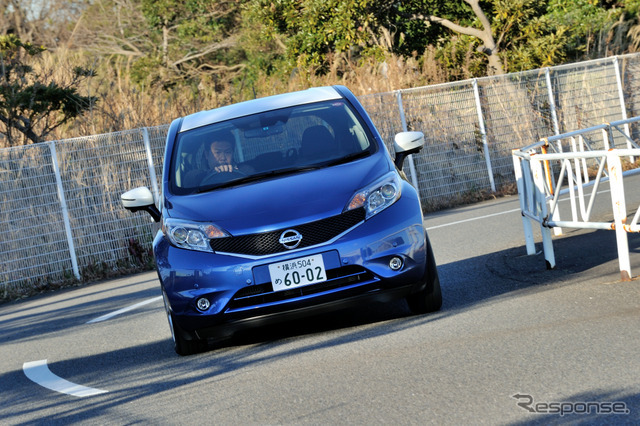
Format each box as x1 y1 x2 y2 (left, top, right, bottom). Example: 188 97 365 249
183 132 253 188
210 138 236 172
208 135 253 175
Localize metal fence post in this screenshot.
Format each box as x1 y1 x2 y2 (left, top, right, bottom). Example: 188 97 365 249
142 127 160 205
613 56 633 161
512 151 536 255
544 67 561 136
48 141 80 280
530 157 556 269
607 150 632 281
395 91 420 190
472 78 496 192
544 68 564 236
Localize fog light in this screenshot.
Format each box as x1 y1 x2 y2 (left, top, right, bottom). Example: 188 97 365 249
389 256 403 271
196 297 211 312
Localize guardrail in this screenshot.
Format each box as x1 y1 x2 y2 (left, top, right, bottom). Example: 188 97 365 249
512 116 640 281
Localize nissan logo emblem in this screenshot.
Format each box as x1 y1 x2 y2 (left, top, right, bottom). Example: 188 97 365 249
279 229 302 249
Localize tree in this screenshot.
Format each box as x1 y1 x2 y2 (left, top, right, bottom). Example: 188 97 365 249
0 35 97 145
0 0 84 48
490 0 567 71
243 0 565 79
402 0 505 74
545 0 637 59
243 0 383 74
392 0 582 75
73 0 244 89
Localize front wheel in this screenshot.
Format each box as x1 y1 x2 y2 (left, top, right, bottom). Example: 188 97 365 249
406 236 442 314
163 291 206 356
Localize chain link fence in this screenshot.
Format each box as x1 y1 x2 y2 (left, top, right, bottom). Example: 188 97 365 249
360 54 639 209
2 53 639 291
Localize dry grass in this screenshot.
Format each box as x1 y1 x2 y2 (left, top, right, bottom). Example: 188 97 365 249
0 47 462 148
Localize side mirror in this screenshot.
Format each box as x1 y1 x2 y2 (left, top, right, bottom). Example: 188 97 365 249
121 187 161 222
393 131 424 171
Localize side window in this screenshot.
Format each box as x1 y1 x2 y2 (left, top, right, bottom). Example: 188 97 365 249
350 126 369 150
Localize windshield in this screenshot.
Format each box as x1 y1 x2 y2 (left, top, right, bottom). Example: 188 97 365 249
169 100 376 194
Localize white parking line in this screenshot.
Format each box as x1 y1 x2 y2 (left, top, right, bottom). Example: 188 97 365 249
23 360 108 397
86 296 162 324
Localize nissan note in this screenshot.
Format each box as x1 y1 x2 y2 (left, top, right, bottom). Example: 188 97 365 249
122 85 441 355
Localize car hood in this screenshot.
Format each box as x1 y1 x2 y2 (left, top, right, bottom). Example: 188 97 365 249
165 154 391 235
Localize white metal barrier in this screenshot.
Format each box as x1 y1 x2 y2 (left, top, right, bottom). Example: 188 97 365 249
512 116 640 281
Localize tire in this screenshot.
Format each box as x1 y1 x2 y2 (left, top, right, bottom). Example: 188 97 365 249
406 235 442 314
163 291 206 356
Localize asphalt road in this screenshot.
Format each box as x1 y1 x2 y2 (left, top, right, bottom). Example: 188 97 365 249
1 189 639 424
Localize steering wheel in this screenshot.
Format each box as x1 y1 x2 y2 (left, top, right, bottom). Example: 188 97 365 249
200 168 246 186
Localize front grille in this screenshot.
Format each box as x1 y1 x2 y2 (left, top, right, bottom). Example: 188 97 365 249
227 265 375 310
210 208 365 256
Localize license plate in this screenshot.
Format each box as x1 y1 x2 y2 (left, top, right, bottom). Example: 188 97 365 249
268 254 326 292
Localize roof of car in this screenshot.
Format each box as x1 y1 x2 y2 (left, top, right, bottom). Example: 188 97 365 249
180 86 344 132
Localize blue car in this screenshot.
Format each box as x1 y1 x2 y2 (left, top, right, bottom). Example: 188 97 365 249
122 85 441 355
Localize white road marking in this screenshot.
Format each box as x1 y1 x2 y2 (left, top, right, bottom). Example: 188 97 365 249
23 360 108 397
86 296 162 324
425 188 614 231
426 208 521 230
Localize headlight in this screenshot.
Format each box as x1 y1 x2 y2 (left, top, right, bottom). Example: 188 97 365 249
162 218 229 252
345 172 402 219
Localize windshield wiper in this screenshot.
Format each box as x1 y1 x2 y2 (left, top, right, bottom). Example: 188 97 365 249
196 167 318 193
325 151 371 167
195 154 369 193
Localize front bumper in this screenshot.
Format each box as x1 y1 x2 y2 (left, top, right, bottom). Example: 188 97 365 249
154 193 428 340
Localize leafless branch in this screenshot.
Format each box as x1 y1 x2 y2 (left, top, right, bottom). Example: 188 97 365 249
171 36 239 68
